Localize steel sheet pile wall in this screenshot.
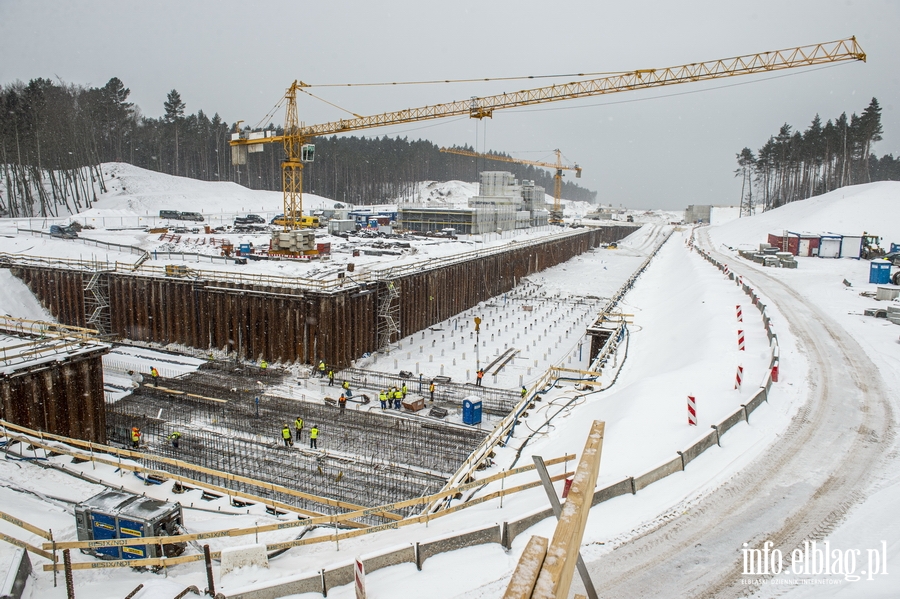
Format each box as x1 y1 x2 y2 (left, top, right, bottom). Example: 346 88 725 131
0 350 107 443
11 226 634 368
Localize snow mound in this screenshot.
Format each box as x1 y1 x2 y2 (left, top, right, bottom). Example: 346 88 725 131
80 163 337 217
709 182 900 250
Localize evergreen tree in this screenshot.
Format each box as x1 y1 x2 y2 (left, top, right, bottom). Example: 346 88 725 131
164 89 185 175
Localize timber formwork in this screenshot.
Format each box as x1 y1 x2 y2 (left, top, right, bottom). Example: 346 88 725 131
8 225 635 368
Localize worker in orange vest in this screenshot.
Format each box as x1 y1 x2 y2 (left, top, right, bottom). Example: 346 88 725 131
476 369 484 387
130 426 141 449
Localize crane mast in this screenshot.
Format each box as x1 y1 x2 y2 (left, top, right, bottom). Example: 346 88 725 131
440 147 581 224
230 37 865 230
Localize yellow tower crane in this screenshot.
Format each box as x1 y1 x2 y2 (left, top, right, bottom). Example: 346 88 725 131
439 147 581 224
230 37 865 231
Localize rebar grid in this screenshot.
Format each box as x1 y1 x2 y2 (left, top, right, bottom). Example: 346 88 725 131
106 370 487 521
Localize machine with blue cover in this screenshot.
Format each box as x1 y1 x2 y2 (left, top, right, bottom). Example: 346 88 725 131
74 490 185 561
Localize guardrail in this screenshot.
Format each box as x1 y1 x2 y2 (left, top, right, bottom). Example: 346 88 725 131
0 316 105 365
0 226 607 294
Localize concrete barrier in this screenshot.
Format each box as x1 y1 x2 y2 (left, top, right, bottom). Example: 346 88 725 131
227 571 322 599
591 477 635 506
506 508 554 548
417 524 500 568
744 390 767 420
678 429 719 468
1 548 31 599
323 562 355 593
633 456 683 492
221 543 269 577
717 407 747 435
364 544 415 574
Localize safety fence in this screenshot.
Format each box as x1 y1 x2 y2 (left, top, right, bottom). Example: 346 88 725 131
0 316 107 366
336 367 520 415
0 226 614 296
17 228 149 258
1 428 577 580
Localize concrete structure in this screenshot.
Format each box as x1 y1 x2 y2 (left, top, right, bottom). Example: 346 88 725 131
400 171 549 234
0 317 109 443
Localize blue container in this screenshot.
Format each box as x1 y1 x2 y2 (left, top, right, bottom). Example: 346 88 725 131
462 399 483 426
869 260 892 284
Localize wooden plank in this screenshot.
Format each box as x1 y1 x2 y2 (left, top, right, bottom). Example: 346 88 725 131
503 535 549 599
0 509 52 539
534 421 605 599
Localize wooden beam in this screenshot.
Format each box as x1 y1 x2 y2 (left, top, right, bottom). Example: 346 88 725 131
503 535 549 599
533 421 605 599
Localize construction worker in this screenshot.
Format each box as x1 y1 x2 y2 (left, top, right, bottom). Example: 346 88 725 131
342 380 350 392
401 383 408 399
310 425 319 449
393 387 402 410
130 426 141 449
339 394 347 414
150 366 160 387
260 359 268 371
327 369 335 386
169 431 181 449
476 369 484 387
281 424 293 447
521 386 528 398
318 360 326 378
379 390 388 410
294 416 304 443
128 370 143 394
429 381 436 403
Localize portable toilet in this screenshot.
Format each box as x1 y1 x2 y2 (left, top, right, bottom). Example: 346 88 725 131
869 259 892 284
462 398 482 426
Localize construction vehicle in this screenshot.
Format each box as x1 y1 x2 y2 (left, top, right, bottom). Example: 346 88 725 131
440 147 580 224
230 37 865 243
861 232 886 260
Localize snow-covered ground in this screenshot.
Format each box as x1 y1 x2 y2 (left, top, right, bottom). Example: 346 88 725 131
0 168 898 598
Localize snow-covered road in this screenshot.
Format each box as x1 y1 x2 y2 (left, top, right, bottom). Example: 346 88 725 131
572 229 895 598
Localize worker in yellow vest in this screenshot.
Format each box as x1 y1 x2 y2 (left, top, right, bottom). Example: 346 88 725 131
429 381 436 402
310 425 320 449
294 416 304 443
130 426 141 449
379 390 388 409
318 360 326 378
281 424 293 447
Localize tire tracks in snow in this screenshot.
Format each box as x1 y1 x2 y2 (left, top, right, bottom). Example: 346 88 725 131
572 230 894 599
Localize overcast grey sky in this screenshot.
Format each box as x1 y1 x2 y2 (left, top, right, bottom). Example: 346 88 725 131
2 0 898 209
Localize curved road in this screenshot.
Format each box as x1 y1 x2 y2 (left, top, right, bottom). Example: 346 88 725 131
572 229 895 598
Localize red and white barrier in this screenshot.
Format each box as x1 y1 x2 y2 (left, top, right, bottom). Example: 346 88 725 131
771 361 779 383
736 304 743 322
737 329 745 351
688 395 697 426
355 558 367 599
734 365 743 390
723 264 730 276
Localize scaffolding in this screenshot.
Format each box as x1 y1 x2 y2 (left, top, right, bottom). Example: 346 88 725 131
377 280 401 351
83 271 111 336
